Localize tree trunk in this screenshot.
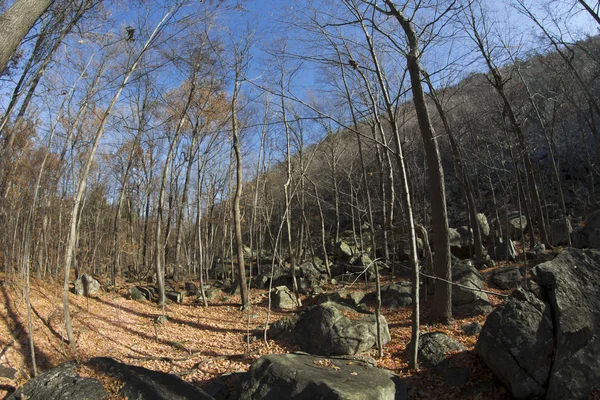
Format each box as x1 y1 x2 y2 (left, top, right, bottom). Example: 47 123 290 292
280 76 301 307
384 1 451 323
0 0 55 76
155 62 200 307
231 79 249 310
423 73 485 263
350 4 422 366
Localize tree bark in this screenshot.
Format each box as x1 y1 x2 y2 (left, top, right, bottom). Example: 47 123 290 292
231 78 249 309
0 0 55 76
383 1 452 323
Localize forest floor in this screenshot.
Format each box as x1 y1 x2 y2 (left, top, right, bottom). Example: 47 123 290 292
0 269 516 400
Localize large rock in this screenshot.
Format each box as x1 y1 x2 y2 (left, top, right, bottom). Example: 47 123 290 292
74 274 101 296
451 259 484 284
476 289 553 399
7 361 107 400
184 282 197 295
580 210 600 237
298 261 321 279
395 238 424 261
239 353 407 400
571 229 588 248
347 263 375 281
271 302 390 356
255 264 286 288
130 286 150 301
335 241 355 260
452 279 492 317
487 238 516 262
507 214 528 240
589 229 600 250
88 357 213 400
476 213 490 237
491 266 522 289
550 218 573 246
380 282 412 308
271 286 297 310
204 286 220 300
449 226 474 259
533 249 600 399
452 260 491 317
458 212 490 238
405 332 465 369
477 249 600 399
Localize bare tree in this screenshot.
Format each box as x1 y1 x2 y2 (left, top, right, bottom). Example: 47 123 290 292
229 38 250 310
373 0 453 323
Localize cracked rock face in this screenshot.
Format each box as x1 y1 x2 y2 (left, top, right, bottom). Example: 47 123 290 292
476 248 600 399
6 361 107 400
269 302 391 356
534 249 600 400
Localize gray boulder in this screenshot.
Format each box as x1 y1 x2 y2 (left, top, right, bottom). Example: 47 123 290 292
405 332 465 369
88 357 213 400
452 279 492 317
477 249 600 399
184 282 197 295
461 322 482 336
298 261 321 279
452 261 492 317
550 218 573 246
335 241 355 260
487 238 517 262
451 259 484 283
129 286 154 301
477 213 490 237
533 248 600 400
580 210 600 237
271 286 297 310
476 289 553 399
165 290 185 304
347 263 375 280
239 353 407 400
491 266 522 290
571 229 588 248
381 282 412 308
268 314 301 342
204 286 220 300
273 302 390 356
458 212 490 238
589 229 600 250
348 291 365 306
74 274 101 296
449 226 474 259
7 361 107 400
396 238 424 261
255 264 286 288
507 214 528 240
570 212 600 249
528 250 556 268
352 253 373 267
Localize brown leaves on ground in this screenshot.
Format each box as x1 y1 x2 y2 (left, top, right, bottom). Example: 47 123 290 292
0 270 515 399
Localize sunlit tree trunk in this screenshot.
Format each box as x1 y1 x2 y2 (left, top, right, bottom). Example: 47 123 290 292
381 0 452 324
